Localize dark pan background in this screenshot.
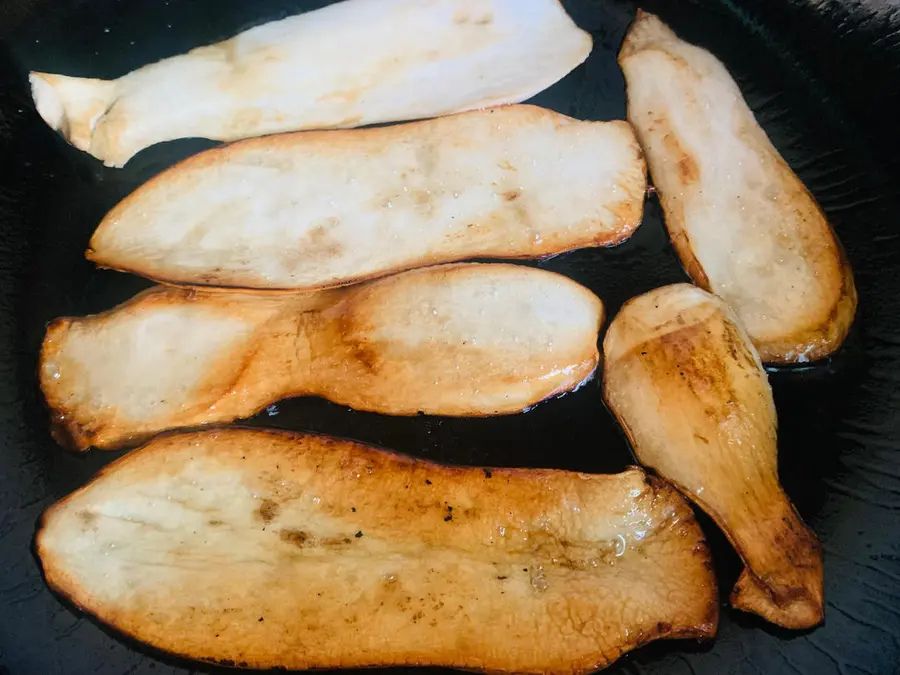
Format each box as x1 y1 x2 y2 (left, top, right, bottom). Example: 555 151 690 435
1 0 900 673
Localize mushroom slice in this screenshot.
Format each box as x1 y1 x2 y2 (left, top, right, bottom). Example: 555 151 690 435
603 283 824 629
619 11 856 364
41 263 604 450
37 428 718 673
86 105 645 290
30 0 592 167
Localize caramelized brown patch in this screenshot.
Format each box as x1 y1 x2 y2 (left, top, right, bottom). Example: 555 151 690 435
345 338 382 374
657 194 710 288
502 189 521 202
37 427 719 671
279 529 310 547
677 155 699 183
334 311 383 374
662 133 699 186
278 528 354 549
258 499 279 524
640 321 739 421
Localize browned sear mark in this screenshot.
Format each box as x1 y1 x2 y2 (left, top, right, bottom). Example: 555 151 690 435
347 339 382 374
279 529 354 548
677 156 699 184
660 127 699 186
454 12 493 25
258 499 279 524
279 529 310 546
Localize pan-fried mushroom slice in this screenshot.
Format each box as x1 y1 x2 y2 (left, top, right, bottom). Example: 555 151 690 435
30 0 592 167
37 428 718 673
41 263 604 451
86 105 645 290
619 11 856 364
603 284 824 629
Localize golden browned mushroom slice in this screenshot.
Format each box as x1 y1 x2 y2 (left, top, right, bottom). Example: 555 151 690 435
30 0 592 167
41 263 604 451
86 105 646 291
619 11 856 364
603 283 824 629
37 428 718 673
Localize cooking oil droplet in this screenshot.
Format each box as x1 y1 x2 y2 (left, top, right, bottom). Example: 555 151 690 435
529 566 548 592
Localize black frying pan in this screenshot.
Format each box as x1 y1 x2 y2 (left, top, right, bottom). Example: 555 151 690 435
1 1 899 673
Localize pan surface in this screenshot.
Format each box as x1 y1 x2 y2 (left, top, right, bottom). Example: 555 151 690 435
1 0 899 673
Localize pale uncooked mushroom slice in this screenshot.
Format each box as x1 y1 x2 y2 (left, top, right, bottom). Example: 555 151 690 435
86 105 646 291
619 11 856 364
37 428 718 673
603 283 824 629
40 263 604 451
30 0 593 167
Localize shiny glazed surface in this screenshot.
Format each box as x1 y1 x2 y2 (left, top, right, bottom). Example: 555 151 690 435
2 0 900 673
37 428 717 673
87 106 645 290
619 12 856 365
41 263 603 450
604 284 823 629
